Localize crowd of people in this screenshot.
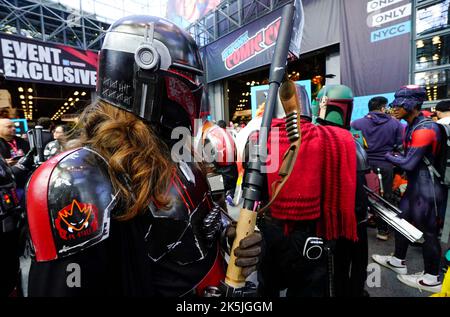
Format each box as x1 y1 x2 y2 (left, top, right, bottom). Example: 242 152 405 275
0 13 448 298
0 112 70 297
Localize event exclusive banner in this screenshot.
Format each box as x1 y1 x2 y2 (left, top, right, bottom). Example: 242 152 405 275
203 7 285 83
340 0 412 96
0 33 98 88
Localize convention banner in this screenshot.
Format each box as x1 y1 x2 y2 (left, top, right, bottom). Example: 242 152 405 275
340 0 412 96
0 32 98 88
203 7 285 83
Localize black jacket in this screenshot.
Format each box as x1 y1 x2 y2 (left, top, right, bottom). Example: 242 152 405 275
0 136 30 159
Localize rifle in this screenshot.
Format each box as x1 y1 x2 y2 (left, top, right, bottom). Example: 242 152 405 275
364 185 423 243
218 0 305 296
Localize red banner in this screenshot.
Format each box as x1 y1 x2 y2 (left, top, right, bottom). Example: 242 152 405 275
0 32 98 88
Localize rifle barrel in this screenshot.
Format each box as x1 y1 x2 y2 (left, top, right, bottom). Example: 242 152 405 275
363 184 403 215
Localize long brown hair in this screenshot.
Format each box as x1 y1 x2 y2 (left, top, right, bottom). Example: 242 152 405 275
75 100 174 221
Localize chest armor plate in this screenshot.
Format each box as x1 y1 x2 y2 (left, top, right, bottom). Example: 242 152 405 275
145 160 216 265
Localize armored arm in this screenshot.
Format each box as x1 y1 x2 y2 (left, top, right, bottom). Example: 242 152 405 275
26 148 118 296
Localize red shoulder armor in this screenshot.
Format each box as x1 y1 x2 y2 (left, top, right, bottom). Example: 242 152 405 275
203 125 236 166
27 147 118 262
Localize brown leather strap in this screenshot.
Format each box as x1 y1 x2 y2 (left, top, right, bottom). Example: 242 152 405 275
258 79 302 216
258 135 301 216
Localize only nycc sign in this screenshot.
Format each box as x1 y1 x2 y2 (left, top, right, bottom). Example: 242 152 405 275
221 18 281 71
0 33 98 88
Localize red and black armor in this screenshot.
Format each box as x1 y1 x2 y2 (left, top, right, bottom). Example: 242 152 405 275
27 148 115 261
27 147 228 296
25 15 230 297
202 124 236 167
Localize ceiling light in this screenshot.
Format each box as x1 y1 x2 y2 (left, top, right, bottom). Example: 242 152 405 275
27 88 33 93
21 101 25 104
70 102 74 106
81 91 86 96
28 95 33 99
75 98 79 102
20 95 25 99
18 87 24 92
28 101 32 104
74 91 79 95
64 102 68 106
68 97 73 101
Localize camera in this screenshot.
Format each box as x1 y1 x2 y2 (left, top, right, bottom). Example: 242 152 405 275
27 125 45 164
303 236 324 260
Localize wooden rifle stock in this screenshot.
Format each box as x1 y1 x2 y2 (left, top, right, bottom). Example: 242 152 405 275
225 208 258 288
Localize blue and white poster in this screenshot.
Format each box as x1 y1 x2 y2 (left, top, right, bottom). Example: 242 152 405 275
250 80 311 118
351 92 395 122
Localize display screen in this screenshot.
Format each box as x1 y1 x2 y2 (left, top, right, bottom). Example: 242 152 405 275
416 0 450 36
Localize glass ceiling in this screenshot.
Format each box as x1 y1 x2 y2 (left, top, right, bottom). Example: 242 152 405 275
48 0 168 23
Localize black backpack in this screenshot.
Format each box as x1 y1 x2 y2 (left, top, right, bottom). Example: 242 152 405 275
422 121 450 188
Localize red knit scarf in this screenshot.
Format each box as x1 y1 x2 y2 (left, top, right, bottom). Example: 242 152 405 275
267 118 358 241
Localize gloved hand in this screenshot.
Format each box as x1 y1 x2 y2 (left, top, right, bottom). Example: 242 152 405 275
226 224 262 278
384 152 395 161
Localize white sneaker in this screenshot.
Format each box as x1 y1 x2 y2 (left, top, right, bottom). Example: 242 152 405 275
397 272 442 293
372 254 407 275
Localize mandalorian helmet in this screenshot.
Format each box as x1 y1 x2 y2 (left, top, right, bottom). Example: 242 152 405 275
97 15 205 135
316 85 354 129
390 85 427 112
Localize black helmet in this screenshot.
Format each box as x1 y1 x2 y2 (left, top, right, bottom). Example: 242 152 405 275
97 15 204 133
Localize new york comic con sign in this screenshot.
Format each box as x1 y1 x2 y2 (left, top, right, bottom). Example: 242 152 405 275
0 33 98 88
222 17 280 71
203 7 283 83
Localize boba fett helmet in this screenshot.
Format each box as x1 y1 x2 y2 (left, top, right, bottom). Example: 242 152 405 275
316 85 354 129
